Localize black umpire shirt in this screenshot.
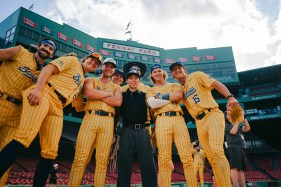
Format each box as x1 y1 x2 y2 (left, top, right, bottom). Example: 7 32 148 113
120 89 147 125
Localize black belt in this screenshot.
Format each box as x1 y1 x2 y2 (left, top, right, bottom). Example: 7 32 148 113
124 123 149 130
0 92 22 105
88 110 114 117
159 111 181 117
48 83 66 104
195 108 212 120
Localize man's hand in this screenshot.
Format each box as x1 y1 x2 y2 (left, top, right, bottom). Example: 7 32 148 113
27 88 42 105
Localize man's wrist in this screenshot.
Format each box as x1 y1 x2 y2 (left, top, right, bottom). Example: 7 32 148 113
226 94 234 99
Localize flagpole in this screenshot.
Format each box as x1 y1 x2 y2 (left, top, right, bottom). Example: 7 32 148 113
130 20 132 41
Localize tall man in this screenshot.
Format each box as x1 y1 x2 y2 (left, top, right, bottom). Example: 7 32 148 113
146 64 197 187
170 61 238 187
0 52 103 186
191 140 206 187
117 62 157 187
69 58 122 187
0 38 57 186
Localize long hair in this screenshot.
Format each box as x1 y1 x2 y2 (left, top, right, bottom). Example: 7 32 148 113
150 70 168 84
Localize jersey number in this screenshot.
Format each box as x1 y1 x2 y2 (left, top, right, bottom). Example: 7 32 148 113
193 94 200 104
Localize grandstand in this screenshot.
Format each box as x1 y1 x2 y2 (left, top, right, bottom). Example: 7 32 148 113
1 6 281 187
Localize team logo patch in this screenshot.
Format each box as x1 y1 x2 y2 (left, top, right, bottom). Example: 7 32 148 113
18 66 37 83
73 74 82 86
184 87 196 99
57 60 64 66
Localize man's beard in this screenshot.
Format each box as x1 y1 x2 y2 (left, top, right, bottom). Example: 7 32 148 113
37 49 51 59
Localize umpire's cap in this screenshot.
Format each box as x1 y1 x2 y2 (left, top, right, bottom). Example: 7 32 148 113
169 61 184 71
123 61 147 78
126 69 141 78
87 52 103 65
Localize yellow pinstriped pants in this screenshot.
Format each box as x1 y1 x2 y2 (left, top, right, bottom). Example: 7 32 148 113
155 115 197 187
13 86 64 159
196 108 231 187
69 113 114 187
194 166 204 187
0 100 21 187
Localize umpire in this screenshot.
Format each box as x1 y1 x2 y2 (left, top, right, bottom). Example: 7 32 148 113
117 62 157 187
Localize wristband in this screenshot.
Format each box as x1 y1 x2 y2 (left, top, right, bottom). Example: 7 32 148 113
161 93 170 100
226 94 234 99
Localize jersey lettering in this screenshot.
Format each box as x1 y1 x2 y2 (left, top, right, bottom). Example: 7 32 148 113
193 94 200 104
184 87 196 99
18 66 37 83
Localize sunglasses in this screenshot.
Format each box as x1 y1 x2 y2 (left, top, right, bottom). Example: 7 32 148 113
129 67 141 71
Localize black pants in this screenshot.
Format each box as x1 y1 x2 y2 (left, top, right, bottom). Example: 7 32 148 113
117 127 157 187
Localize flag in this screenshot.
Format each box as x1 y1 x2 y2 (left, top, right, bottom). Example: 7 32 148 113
125 22 130 30
205 55 216 60
178 57 188 62
29 4 34 10
115 51 122 58
100 49 111 56
192 56 201 62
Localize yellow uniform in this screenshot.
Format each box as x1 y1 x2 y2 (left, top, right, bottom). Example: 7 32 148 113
147 83 197 187
14 56 84 159
192 148 206 187
0 46 39 186
182 71 231 187
69 78 120 187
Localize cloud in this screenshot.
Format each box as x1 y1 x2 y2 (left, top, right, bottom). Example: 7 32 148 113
42 0 280 71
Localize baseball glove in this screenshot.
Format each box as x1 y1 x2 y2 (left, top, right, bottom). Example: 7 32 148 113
228 104 244 125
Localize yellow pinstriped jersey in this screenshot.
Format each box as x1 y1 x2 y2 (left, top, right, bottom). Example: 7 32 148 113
48 56 85 106
182 71 218 118
192 149 206 166
72 91 84 108
147 83 183 117
122 82 151 93
0 45 38 100
84 78 121 114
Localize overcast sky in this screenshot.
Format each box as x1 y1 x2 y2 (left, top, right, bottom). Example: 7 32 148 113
1 0 280 72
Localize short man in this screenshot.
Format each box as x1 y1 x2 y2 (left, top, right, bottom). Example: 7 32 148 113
0 38 57 186
69 58 122 187
147 64 197 187
112 69 125 86
117 62 157 187
0 52 103 186
170 61 238 187
225 112 250 187
49 164 59 187
191 140 206 187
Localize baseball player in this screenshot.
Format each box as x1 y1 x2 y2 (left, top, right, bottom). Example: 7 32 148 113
112 69 125 86
170 61 239 187
68 58 122 187
191 140 206 187
0 38 57 186
146 64 197 187
0 52 103 186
